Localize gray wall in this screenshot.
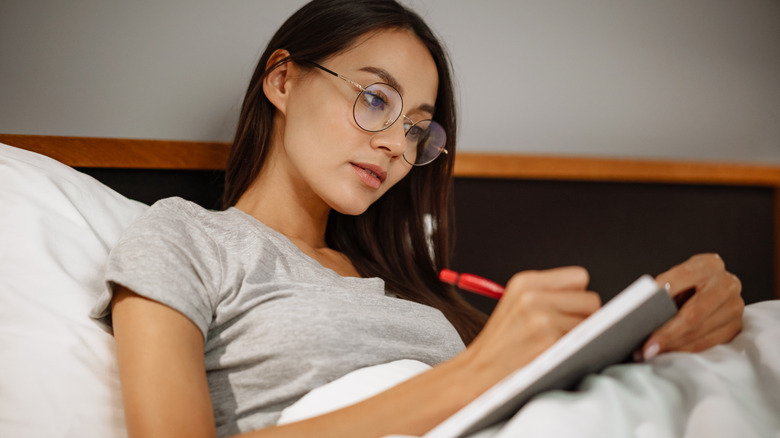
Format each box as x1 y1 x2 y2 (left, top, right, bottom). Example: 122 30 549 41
1 0 779 163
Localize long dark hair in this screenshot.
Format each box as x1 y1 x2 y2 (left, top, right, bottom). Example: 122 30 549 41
223 0 487 343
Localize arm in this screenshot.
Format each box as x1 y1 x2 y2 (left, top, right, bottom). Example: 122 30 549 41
111 267 600 438
111 287 216 437
639 253 745 360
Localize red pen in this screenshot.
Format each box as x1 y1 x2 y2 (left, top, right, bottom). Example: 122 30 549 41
439 269 505 300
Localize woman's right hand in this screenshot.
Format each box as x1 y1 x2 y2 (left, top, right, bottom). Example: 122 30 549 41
464 266 602 380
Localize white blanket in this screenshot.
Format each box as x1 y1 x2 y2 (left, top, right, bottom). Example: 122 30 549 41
278 301 780 438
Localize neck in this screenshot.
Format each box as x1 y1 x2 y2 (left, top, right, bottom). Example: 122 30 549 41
234 145 331 249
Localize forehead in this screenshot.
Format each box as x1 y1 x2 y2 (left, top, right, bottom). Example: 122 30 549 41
327 28 439 110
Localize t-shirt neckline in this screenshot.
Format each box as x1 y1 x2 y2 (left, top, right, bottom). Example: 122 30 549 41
226 206 385 290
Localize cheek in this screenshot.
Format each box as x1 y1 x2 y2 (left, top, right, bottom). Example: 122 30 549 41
285 95 360 157
288 79 356 132
282 104 336 159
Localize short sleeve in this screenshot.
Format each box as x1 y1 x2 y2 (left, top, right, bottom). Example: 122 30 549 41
90 198 222 340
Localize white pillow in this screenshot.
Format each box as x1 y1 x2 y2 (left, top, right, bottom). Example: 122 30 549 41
0 143 147 437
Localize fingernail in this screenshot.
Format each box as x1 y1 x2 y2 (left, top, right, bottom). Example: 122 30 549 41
643 342 660 361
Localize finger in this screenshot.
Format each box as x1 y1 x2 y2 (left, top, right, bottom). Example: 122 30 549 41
646 292 718 350
507 266 589 292
512 287 600 316
524 310 590 342
652 255 733 340
662 269 742 339
669 318 743 353
555 312 590 334
655 253 725 299
639 317 742 360
643 290 742 355
546 290 602 316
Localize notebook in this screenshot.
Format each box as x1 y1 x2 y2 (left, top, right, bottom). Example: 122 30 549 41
425 275 677 438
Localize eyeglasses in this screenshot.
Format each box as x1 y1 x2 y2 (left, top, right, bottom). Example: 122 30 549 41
307 61 447 166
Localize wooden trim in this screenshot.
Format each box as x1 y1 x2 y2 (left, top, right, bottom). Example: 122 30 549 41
0 134 230 170
453 152 780 187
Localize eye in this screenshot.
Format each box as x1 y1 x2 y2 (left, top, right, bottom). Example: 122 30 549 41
405 124 424 140
360 90 389 112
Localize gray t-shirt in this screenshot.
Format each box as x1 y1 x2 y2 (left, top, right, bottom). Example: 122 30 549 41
90 197 465 436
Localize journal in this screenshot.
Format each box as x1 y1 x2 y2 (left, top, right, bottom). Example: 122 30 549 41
425 275 677 438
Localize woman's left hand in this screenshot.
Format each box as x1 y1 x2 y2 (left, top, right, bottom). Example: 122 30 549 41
638 253 744 361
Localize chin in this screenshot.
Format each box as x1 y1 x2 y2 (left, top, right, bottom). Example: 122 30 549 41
329 193 379 217
331 203 371 216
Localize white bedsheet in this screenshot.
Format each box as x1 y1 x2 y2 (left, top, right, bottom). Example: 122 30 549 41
278 301 780 438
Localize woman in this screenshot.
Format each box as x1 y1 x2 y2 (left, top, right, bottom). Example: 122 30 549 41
92 1 744 437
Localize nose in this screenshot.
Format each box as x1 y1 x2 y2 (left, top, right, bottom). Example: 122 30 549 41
369 119 407 159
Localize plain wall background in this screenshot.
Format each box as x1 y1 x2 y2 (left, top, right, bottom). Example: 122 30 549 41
1 0 778 163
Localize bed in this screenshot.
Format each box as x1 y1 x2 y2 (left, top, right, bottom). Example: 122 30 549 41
1 134 779 437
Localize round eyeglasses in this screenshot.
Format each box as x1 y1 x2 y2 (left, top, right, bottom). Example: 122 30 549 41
307 61 447 166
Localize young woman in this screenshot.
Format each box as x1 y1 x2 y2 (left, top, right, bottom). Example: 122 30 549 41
92 1 744 437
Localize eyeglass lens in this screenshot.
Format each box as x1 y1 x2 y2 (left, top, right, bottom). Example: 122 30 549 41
403 119 446 166
354 83 446 166
353 83 403 131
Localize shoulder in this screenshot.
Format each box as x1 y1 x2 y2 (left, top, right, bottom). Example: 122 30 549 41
110 197 230 274
144 197 212 226
101 198 229 338
122 197 224 241
117 197 289 263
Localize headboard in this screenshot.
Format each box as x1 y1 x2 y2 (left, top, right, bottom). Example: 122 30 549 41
2 133 778 314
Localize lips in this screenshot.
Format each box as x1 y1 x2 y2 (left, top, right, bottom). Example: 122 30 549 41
351 162 387 189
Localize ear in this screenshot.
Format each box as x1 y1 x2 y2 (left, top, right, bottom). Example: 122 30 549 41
262 49 296 115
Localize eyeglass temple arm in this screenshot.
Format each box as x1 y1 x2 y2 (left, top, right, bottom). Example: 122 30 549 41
307 62 366 92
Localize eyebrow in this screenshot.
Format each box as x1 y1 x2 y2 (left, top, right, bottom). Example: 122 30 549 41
359 66 436 116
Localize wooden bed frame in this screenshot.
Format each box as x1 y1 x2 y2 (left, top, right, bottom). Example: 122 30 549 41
3 133 778 304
